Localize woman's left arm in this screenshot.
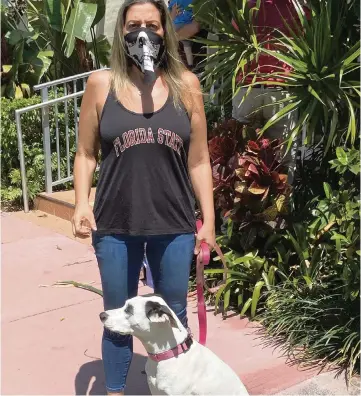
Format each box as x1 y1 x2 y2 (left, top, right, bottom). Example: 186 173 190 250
185 72 215 254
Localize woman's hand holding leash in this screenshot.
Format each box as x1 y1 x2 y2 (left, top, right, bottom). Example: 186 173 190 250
194 222 215 255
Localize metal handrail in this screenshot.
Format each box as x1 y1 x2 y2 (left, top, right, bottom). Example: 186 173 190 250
15 91 85 114
15 90 86 213
33 68 109 91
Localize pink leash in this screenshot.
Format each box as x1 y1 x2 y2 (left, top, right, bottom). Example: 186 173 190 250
196 220 210 346
147 223 226 363
144 220 225 347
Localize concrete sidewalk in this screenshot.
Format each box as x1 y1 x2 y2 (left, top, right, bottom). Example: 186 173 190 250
1 212 357 395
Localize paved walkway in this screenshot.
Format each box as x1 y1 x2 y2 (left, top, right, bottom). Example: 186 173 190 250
2 212 357 395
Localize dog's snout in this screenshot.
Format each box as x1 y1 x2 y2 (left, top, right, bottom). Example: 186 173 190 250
99 312 108 323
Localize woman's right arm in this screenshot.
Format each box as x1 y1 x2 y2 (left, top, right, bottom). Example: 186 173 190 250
72 71 107 237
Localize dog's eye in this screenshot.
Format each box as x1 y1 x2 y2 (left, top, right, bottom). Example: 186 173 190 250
124 304 134 316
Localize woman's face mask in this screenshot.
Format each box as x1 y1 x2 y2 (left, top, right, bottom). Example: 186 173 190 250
124 27 165 85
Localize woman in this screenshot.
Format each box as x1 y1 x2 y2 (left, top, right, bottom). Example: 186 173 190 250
72 0 215 394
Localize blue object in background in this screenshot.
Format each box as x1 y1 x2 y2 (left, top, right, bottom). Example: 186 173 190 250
169 0 193 27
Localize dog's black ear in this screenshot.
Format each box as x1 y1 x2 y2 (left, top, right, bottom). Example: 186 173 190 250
145 301 178 328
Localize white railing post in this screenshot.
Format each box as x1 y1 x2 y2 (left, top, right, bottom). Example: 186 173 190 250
40 87 53 194
15 111 30 213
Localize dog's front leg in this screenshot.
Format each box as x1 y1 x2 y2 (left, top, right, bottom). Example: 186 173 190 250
146 360 167 395
147 377 167 396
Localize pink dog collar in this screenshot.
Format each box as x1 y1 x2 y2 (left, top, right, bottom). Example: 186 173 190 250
148 335 193 362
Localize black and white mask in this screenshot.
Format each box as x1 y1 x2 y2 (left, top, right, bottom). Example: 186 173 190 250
124 27 165 85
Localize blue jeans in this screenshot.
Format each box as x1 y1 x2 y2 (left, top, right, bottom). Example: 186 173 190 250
92 233 195 393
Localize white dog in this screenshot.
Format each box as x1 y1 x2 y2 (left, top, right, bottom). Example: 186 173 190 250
100 294 249 395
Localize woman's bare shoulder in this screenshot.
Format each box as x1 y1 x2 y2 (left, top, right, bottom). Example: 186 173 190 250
86 69 111 90
83 69 111 118
181 70 201 90
181 70 203 116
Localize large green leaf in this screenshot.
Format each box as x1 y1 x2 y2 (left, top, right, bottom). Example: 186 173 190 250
31 50 54 84
64 0 98 58
44 0 62 30
11 39 24 81
205 269 248 279
240 297 252 316
86 34 110 67
83 0 106 27
251 280 264 318
1 5 15 33
6 29 33 46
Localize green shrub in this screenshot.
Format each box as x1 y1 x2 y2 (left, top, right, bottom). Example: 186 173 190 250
204 147 360 378
2 96 42 208
1 96 76 209
259 282 359 381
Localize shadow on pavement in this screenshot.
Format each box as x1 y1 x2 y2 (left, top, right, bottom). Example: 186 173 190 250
75 354 149 395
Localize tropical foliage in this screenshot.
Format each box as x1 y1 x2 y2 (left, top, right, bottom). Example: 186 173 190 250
209 119 291 251
192 0 360 381
1 95 76 208
193 0 360 153
1 0 110 98
260 154 360 377
204 139 360 378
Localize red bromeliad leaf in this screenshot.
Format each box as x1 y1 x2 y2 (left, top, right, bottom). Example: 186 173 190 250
247 140 260 152
238 157 247 166
243 155 259 165
212 165 221 185
248 182 267 195
260 138 271 149
212 164 234 191
228 153 241 170
208 136 236 163
209 118 291 220
248 163 259 175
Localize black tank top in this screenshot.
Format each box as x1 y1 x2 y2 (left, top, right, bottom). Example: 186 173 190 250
93 90 196 235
